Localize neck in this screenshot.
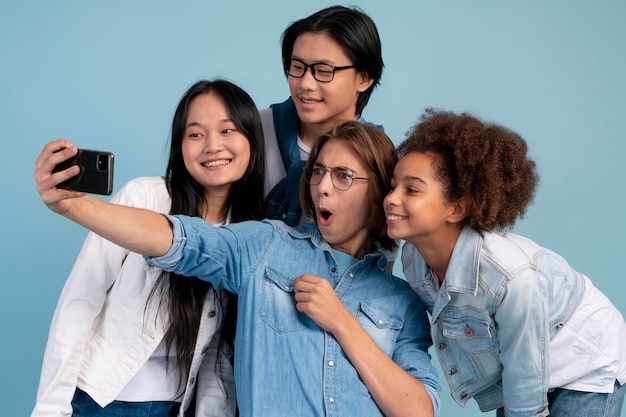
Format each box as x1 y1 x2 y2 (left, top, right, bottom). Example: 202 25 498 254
329 230 372 260
201 192 229 225
298 115 358 148
407 225 462 284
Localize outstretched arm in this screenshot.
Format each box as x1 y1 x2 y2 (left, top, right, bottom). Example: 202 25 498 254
34 140 173 256
294 274 435 417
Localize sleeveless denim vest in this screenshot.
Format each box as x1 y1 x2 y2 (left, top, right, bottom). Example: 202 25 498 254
265 97 383 226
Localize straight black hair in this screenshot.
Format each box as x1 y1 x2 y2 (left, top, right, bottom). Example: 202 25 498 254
150 79 266 397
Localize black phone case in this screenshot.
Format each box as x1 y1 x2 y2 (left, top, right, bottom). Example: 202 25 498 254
53 149 114 195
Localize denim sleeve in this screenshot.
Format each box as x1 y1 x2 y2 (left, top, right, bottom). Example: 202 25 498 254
496 269 550 417
144 214 187 270
145 215 275 294
393 292 441 417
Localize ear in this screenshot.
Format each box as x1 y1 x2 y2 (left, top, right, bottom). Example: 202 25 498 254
447 196 470 224
356 71 374 93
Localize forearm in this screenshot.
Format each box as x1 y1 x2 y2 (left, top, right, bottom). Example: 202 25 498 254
333 315 434 417
63 195 173 257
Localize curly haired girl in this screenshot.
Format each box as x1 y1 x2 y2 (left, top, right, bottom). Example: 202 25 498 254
385 109 626 417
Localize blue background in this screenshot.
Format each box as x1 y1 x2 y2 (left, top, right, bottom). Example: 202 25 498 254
1 1 624 416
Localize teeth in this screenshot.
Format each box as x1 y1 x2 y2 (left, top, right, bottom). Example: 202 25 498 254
387 214 406 221
203 160 230 167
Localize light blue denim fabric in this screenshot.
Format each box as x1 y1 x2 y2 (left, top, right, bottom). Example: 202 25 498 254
71 388 180 417
495 381 625 417
147 215 441 417
402 226 587 417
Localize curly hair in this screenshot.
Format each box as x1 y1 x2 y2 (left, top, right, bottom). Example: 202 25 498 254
397 109 539 231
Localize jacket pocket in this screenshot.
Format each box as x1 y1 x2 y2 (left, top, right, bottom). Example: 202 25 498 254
260 266 307 333
441 316 495 353
357 302 404 356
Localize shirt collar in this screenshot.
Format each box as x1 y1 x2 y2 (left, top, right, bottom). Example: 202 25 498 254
443 226 483 295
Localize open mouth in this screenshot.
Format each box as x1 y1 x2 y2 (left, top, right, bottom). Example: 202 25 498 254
318 209 333 225
386 213 408 224
202 159 231 168
298 95 322 105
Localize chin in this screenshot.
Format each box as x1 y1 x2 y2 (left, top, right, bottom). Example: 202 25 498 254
385 229 402 241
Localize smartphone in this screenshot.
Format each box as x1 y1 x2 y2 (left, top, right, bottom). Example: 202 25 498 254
52 148 115 195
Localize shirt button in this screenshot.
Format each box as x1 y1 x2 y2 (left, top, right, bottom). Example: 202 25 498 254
331 267 337 273
450 368 458 375
460 392 468 399
378 319 383 325
349 272 354 278
329 397 335 403
328 360 335 367
464 324 473 337
207 310 216 318
439 343 447 350
282 214 287 219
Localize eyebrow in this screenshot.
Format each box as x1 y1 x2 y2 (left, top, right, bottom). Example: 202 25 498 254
313 162 357 172
185 118 234 128
291 55 333 66
401 175 427 185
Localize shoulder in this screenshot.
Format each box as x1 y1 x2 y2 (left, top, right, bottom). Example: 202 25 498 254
480 231 546 270
111 176 170 212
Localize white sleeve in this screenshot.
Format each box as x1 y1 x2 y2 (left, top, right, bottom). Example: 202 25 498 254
31 178 168 417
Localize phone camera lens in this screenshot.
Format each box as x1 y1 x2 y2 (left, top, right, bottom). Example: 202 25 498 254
97 154 108 171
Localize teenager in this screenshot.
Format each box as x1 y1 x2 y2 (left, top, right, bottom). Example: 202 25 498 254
385 109 626 417
31 79 266 417
262 5 384 227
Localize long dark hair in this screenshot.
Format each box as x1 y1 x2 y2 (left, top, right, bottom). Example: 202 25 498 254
149 79 266 396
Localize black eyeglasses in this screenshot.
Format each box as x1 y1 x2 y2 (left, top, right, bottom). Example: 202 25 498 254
305 163 370 191
287 58 356 83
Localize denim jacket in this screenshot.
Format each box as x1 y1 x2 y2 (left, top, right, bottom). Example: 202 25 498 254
402 226 585 417
147 216 441 417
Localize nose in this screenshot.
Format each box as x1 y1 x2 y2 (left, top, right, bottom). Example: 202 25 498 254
203 133 223 153
298 65 318 90
384 187 399 208
315 169 334 196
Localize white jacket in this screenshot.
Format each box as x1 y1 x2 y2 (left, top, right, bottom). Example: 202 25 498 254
31 177 235 417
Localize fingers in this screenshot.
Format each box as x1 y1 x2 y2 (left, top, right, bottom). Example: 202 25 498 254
34 140 84 212
34 140 77 185
34 139 75 171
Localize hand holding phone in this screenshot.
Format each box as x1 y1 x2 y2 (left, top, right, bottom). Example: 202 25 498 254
52 148 114 195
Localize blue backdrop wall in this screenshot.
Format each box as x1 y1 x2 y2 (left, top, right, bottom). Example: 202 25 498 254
1 1 624 416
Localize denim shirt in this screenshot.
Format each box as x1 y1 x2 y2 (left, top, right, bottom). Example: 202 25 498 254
147 215 441 417
402 226 585 417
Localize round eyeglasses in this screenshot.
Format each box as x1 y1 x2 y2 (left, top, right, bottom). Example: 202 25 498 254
305 163 370 191
287 58 356 83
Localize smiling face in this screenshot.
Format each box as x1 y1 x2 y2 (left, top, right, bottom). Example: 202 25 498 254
181 92 251 198
289 32 373 144
384 152 462 248
309 138 372 258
